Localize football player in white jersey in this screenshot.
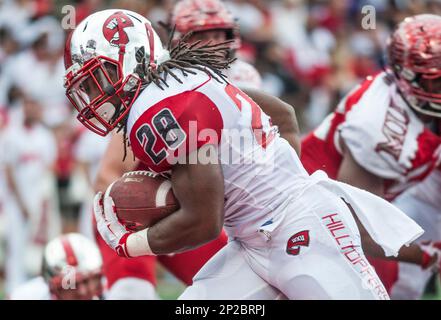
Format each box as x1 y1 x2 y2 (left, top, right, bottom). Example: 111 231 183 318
84 1 297 300
10 233 104 300
3 92 61 294
64 9 425 300
301 14 441 295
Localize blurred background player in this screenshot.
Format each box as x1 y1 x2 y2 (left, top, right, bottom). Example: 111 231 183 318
0 16 68 127
10 233 104 300
2 91 61 295
300 14 441 294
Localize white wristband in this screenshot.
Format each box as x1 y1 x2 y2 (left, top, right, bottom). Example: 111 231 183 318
126 228 155 257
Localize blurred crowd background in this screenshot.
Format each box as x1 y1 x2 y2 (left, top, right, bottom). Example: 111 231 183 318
0 0 440 299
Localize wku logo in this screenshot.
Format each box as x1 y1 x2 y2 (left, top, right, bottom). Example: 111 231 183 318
286 230 310 256
103 11 134 47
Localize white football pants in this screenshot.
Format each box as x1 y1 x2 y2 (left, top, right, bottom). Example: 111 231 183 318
180 185 389 300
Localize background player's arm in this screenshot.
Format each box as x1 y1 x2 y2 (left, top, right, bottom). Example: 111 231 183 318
338 142 433 267
94 132 139 193
350 212 434 267
243 89 301 155
337 141 384 197
142 144 225 255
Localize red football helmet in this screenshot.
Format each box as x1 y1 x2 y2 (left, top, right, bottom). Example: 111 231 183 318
387 14 441 118
170 0 241 49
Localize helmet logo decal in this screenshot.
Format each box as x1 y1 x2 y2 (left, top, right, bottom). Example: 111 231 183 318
103 11 134 47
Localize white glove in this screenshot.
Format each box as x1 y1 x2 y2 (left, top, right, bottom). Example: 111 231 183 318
93 191 132 258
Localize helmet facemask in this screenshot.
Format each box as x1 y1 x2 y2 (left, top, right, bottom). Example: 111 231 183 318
394 66 441 118
65 55 141 136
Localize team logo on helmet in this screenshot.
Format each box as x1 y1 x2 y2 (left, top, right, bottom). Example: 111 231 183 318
102 11 134 47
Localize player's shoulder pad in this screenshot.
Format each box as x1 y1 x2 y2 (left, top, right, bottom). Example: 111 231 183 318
338 73 410 179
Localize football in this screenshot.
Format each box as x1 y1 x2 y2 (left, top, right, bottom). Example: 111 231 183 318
107 171 179 231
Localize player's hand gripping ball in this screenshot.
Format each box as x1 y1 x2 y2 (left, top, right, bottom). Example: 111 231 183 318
94 171 179 257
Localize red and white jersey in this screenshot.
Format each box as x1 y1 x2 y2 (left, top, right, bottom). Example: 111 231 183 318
9 277 50 300
224 59 262 90
127 69 308 237
301 72 441 200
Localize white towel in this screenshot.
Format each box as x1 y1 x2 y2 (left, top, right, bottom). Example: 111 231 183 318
309 171 424 257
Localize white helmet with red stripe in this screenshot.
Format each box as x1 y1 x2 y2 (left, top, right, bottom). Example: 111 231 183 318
42 233 103 297
64 9 169 136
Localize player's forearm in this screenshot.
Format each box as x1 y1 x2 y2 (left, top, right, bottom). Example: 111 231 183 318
352 211 427 266
123 146 225 257
364 237 427 265
145 209 223 255
393 245 426 265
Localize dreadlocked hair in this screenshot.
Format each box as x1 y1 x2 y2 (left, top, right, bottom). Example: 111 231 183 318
141 30 236 89
116 28 237 161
